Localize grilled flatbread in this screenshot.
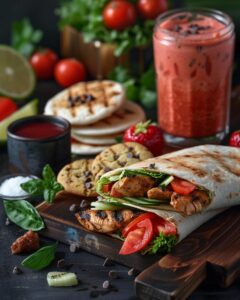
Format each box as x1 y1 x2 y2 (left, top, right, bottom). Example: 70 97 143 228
44 80 125 125
71 131 123 145
97 145 240 214
71 141 107 155
72 100 145 136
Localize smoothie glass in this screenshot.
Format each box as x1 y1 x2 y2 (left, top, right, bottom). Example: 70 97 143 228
153 9 235 147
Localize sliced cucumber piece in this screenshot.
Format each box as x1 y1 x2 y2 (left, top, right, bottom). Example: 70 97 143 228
159 175 174 188
47 272 78 287
91 201 125 210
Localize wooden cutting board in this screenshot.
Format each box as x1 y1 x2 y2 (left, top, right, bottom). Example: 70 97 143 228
37 192 240 299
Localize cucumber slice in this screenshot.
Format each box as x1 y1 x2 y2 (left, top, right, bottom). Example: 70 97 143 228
0 99 38 143
47 272 78 287
91 201 125 210
159 175 174 188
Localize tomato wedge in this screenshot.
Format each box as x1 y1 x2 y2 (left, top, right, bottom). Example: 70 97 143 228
153 217 177 236
110 188 123 198
102 183 114 193
119 218 153 255
171 178 196 195
122 212 156 237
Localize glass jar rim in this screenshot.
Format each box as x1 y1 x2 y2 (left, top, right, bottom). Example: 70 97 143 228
154 8 234 42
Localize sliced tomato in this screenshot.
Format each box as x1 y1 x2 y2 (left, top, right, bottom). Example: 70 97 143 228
102 183 114 193
171 178 196 195
119 218 153 255
122 212 156 237
110 188 123 198
153 217 177 236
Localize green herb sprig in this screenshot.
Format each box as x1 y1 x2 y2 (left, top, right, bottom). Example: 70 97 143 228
21 243 57 270
21 164 63 204
4 200 44 231
143 232 177 255
11 18 43 57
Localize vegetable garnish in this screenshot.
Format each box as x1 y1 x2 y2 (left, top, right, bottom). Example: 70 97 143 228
142 232 177 255
21 164 63 204
21 243 57 271
3 200 44 231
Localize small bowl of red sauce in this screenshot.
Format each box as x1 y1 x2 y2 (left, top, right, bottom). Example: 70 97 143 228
7 115 71 176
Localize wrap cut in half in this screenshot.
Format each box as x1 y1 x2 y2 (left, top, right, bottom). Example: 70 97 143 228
96 145 240 216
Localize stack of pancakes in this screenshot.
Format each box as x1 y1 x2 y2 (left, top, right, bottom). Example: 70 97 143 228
44 80 145 155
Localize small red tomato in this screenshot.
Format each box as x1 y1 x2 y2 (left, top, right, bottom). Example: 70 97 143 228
54 59 86 88
123 120 164 156
229 130 240 148
103 0 137 31
0 97 17 121
29 49 58 80
137 0 168 20
170 178 196 195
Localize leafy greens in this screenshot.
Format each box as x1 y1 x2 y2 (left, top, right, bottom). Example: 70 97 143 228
142 232 177 255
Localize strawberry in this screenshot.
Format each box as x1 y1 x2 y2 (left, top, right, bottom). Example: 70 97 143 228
123 120 164 156
229 130 240 148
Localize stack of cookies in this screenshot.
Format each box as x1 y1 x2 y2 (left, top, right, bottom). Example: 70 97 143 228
44 80 145 155
57 142 153 198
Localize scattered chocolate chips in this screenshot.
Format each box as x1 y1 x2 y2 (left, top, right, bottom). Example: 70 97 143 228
80 199 89 209
5 218 10 226
118 161 126 167
96 210 107 219
69 204 77 212
108 270 119 279
103 167 112 173
102 280 110 289
12 266 22 275
103 257 114 267
133 154 140 159
112 211 123 223
84 177 92 183
84 170 92 177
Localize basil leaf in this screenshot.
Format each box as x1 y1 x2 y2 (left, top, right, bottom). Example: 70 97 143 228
21 243 57 270
4 200 44 231
43 164 56 185
21 179 44 196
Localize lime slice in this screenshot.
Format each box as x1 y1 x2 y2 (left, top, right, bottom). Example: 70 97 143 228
0 45 35 99
0 99 38 142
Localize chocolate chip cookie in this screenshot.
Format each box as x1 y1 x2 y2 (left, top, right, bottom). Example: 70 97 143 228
57 159 97 197
91 142 153 180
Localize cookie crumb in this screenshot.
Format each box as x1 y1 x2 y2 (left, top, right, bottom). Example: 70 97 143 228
5 218 10 226
128 268 136 276
102 280 110 289
12 266 22 275
69 242 79 253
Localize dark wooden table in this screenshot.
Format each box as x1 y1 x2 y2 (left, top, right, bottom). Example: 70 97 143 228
0 82 240 300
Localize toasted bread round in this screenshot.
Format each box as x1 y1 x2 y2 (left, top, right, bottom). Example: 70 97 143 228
71 131 123 146
92 142 154 180
72 100 145 136
71 141 107 155
44 80 125 125
57 159 97 197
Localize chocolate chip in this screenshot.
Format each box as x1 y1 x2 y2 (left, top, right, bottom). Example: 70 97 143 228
113 154 119 160
127 153 133 159
103 257 114 267
108 270 119 279
84 177 92 183
84 170 92 177
12 266 22 275
133 154 140 159
57 259 66 268
112 211 123 222
118 161 126 167
69 204 77 212
5 218 10 226
104 167 112 173
80 199 89 208
128 268 137 276
102 280 110 289
85 182 93 189
96 210 107 219
69 242 79 253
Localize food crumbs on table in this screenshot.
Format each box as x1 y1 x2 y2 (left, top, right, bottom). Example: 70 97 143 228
12 266 23 274
69 242 79 253
57 259 66 268
69 204 77 212
108 270 119 279
102 280 110 289
80 199 89 209
128 268 136 276
5 218 10 226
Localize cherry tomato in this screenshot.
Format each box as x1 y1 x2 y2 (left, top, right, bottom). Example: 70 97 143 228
171 178 196 195
110 188 124 198
229 130 240 148
102 183 114 193
137 0 168 20
122 212 156 237
123 121 164 156
54 59 86 88
30 49 58 80
103 0 137 31
119 218 153 255
0 97 17 121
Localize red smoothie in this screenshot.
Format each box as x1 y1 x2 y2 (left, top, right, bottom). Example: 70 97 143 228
153 9 235 145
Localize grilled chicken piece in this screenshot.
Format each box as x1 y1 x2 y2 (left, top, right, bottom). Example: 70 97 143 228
75 209 135 233
170 190 210 216
147 187 173 201
111 175 155 197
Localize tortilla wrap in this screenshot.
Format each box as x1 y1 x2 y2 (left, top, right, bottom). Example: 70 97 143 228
97 145 240 213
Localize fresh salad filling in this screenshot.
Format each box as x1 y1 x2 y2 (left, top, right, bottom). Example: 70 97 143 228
95 169 212 216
